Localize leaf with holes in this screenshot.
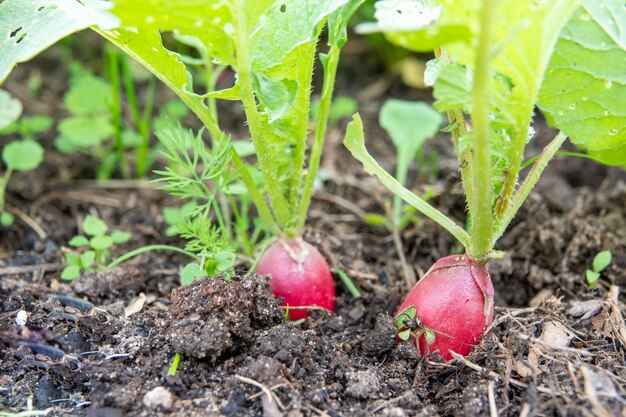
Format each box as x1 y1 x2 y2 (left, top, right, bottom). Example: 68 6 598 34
0 0 118 83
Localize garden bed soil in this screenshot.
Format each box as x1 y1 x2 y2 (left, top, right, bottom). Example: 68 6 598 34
2 43 626 417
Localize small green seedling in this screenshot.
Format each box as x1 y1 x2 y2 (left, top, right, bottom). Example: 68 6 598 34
363 99 442 231
167 352 181 376
585 250 612 289
0 90 47 226
61 215 131 280
395 306 436 347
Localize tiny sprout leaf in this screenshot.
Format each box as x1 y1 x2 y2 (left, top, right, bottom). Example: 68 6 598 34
592 250 612 273
80 250 96 268
2 140 44 171
395 305 416 330
180 263 205 286
111 230 132 244
90 235 113 251
61 265 81 281
398 329 411 341
64 252 80 266
586 269 600 288
423 329 436 346
82 215 108 236
69 235 90 247
1 212 15 226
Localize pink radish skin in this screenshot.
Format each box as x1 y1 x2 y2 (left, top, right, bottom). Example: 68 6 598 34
256 238 335 320
396 254 494 360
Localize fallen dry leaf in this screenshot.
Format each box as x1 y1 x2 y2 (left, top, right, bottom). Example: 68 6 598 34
125 293 147 317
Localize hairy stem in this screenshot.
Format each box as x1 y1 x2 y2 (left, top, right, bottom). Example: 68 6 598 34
232 1 291 229
469 0 496 260
297 48 341 231
492 131 567 246
434 48 474 218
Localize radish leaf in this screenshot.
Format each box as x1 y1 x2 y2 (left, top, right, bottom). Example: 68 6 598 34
0 0 117 83
538 2 626 167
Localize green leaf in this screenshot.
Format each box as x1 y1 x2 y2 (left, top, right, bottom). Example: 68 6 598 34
355 0 471 51
64 252 81 266
68 235 90 247
80 250 96 268
65 73 112 115
538 3 626 164
180 262 206 286
0 89 22 130
90 235 113 251
592 250 612 273
1 140 44 171
423 329 436 346
111 0 236 66
20 115 53 135
56 115 114 149
111 230 132 244
380 99 442 156
0 211 15 226
395 305 416 330
0 0 118 84
585 269 600 288
397 329 411 341
82 215 108 236
97 26 208 124
61 265 81 281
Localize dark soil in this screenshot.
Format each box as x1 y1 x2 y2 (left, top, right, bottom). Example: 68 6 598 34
2 39 626 417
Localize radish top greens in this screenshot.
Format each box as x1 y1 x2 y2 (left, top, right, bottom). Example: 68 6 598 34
346 0 626 261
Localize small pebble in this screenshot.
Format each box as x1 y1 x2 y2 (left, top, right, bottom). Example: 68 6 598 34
143 386 174 410
15 310 28 326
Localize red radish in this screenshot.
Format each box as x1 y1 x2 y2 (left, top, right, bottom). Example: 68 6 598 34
395 254 494 360
256 238 335 320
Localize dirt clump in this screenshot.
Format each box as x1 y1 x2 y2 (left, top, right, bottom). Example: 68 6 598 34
167 274 284 361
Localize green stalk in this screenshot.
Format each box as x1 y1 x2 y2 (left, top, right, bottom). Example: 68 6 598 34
230 149 278 233
297 47 341 230
107 49 130 180
521 150 601 170
0 168 13 213
434 48 474 222
392 149 410 224
468 0 496 260
231 1 291 230
120 54 150 177
287 39 318 218
492 131 567 246
106 244 199 269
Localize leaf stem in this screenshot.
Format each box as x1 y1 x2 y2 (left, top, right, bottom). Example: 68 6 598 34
521 150 601 170
232 1 291 230
434 48 474 224
469 0 496 260
106 244 199 270
297 47 341 230
107 49 130 180
344 115 471 251
0 168 13 214
492 131 567 246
